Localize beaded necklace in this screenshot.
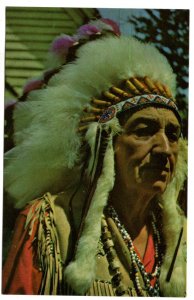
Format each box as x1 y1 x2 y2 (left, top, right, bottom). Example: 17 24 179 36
102 206 163 296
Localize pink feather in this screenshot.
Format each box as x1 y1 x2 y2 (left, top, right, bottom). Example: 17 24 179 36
100 18 121 36
23 78 44 94
51 34 78 57
77 24 101 39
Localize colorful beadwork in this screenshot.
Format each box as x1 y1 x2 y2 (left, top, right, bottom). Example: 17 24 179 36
98 94 179 124
98 106 116 123
104 206 163 296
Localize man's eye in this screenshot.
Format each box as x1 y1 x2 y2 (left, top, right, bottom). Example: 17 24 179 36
133 127 154 137
165 127 181 142
166 131 180 142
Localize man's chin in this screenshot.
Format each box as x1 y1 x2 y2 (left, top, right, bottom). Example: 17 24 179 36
142 178 170 195
152 181 168 194
150 175 173 194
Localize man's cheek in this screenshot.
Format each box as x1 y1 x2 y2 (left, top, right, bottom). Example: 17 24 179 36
169 157 178 180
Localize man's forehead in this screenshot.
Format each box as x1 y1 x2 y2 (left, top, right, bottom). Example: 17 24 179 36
124 106 180 127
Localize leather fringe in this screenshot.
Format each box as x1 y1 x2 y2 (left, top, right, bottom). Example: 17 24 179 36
25 193 63 295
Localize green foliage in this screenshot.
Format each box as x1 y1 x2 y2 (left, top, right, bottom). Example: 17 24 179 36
128 9 189 137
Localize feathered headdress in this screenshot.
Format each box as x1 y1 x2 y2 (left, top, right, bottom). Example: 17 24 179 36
4 18 187 296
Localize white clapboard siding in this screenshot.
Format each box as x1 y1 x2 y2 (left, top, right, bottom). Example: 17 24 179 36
5 7 98 99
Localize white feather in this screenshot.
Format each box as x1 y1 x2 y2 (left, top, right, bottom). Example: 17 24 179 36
159 138 187 296
4 35 177 207
64 136 115 294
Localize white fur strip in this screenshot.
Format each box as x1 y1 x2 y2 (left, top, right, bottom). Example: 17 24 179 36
85 122 101 180
159 138 187 296
64 137 115 294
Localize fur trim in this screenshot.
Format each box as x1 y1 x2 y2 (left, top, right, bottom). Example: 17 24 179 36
64 136 115 294
85 122 102 180
102 117 123 135
159 138 187 296
4 32 187 296
4 35 177 208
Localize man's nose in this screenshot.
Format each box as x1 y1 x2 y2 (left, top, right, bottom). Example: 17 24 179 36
152 131 171 156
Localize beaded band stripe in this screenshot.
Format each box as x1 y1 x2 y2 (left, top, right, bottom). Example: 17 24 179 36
98 94 179 123
78 77 181 133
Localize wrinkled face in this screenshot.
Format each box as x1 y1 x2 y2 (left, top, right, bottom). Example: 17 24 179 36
114 107 181 195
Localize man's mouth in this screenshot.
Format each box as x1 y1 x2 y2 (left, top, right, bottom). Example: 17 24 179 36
134 164 170 184
144 165 170 172
138 163 171 183
134 155 172 184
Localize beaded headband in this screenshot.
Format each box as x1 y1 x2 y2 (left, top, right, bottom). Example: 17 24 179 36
98 94 180 124
78 76 181 133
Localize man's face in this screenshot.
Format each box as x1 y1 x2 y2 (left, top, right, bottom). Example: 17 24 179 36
114 107 181 195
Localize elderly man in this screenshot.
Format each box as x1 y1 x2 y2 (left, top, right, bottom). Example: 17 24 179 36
3 19 187 296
